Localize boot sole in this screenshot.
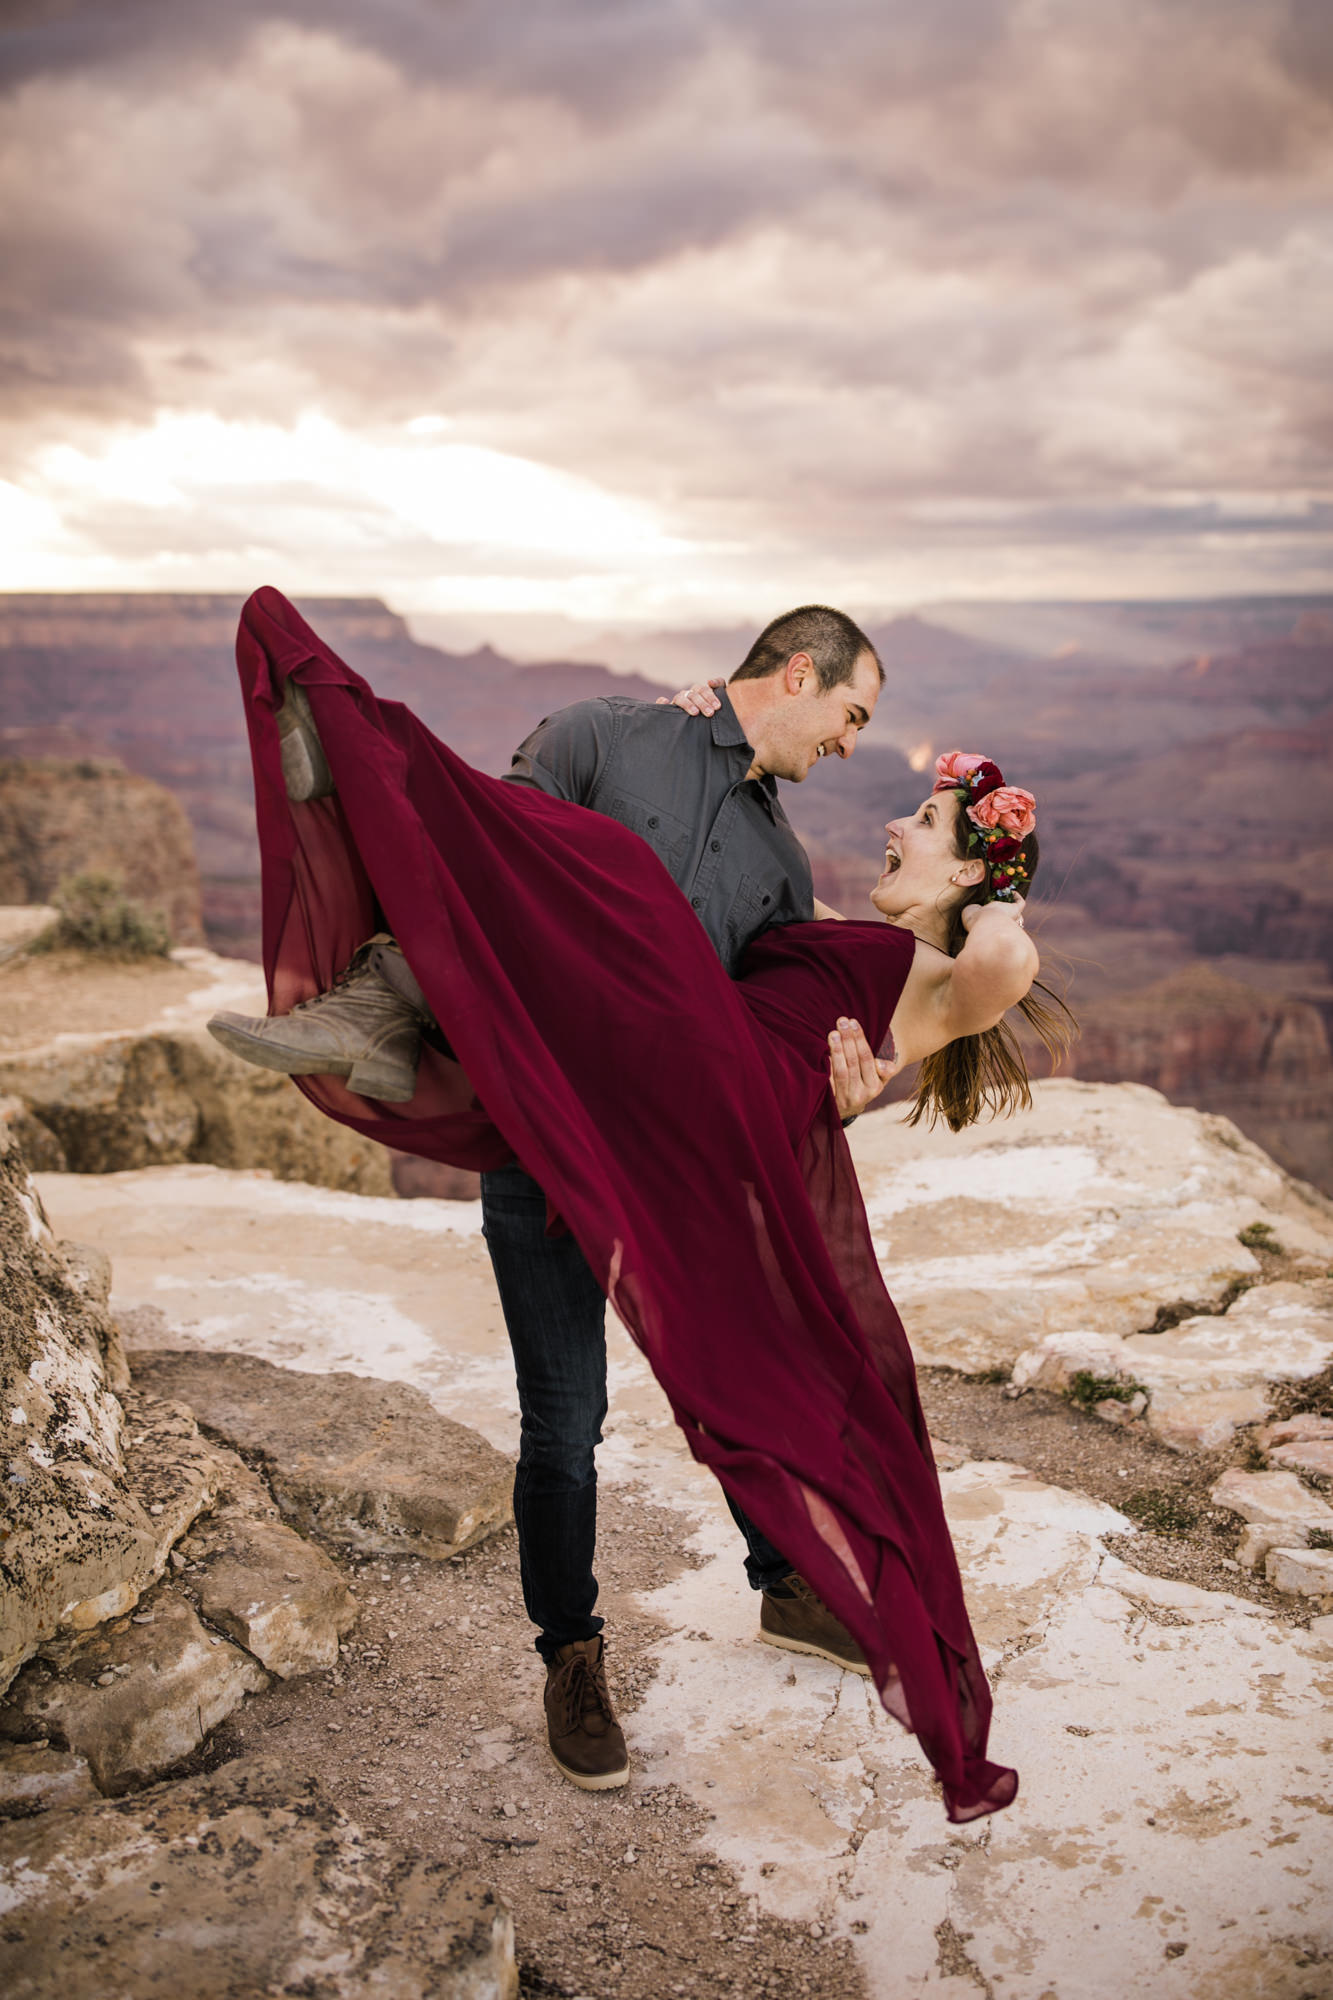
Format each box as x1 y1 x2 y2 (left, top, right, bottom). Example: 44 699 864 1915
206 1018 417 1104
759 1629 871 1676
547 1744 630 1791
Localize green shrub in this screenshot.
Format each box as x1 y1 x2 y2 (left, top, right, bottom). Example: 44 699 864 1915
33 871 171 960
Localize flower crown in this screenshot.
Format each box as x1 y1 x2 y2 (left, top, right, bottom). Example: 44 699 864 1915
932 751 1036 902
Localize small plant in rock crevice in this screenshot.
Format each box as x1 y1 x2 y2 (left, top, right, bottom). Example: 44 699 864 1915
1309 1529 1333 1552
1066 1370 1148 1413
1238 1219 1284 1254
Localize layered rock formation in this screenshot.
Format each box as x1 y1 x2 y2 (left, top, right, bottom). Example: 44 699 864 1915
0 936 392 1193
21 1075 1333 2000
0 759 204 944
1065 962 1333 1192
0 1117 518 1994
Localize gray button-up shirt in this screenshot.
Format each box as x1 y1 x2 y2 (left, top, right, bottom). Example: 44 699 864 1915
503 690 814 975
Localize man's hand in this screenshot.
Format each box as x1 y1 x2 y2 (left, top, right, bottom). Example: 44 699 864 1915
655 677 725 716
829 1017 892 1121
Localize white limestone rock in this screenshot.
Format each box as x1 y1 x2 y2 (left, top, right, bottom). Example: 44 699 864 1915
1145 1386 1271 1452
1235 1523 1309 1569
1210 1468 1333 1530
1266 1439 1333 1479
849 1079 1333 1371
1265 1547 1333 1597
1008 1328 1131 1393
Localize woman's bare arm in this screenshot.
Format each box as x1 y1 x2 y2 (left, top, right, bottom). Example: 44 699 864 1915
812 896 846 921
889 904 1038 1062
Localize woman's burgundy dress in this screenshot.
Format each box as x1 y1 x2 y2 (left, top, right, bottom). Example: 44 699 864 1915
236 587 1017 1822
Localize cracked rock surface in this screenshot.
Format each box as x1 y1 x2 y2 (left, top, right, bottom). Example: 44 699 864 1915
0 1755 518 2000
33 1080 1333 1999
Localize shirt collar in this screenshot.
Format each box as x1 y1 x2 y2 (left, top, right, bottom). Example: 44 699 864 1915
709 686 751 754
709 688 779 808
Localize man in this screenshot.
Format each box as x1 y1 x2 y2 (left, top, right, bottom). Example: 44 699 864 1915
480 602 888 1790
211 602 892 1792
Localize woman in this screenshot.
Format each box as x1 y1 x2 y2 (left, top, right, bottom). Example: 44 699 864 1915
216 587 1066 1823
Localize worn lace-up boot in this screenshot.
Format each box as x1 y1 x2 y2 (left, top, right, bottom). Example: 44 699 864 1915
207 935 431 1103
759 1572 870 1676
543 1635 630 1790
277 676 335 802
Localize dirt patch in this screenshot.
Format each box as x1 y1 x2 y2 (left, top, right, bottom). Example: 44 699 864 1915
920 1366 1329 1612
0 948 204 1054
204 1486 863 2000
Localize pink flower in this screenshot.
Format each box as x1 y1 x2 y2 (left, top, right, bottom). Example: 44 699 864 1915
968 786 1037 838
932 750 989 793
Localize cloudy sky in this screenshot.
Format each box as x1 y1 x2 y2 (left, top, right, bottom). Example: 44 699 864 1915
2 0 1331 648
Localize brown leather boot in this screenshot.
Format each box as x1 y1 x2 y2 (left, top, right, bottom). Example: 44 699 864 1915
544 1636 630 1791
759 1572 870 1675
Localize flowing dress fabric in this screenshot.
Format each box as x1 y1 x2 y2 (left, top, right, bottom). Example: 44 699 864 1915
237 587 1017 1822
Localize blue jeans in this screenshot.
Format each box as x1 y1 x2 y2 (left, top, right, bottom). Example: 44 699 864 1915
481 1160 791 1660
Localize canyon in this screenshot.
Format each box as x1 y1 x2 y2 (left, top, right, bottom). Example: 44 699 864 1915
1 591 1330 1189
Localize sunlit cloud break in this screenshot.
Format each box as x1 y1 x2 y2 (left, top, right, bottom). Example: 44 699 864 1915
0 0 1330 635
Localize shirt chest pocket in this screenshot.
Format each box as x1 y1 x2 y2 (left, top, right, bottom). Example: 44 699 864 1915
607 792 693 873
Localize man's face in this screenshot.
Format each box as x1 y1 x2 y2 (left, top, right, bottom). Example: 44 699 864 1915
758 649 881 783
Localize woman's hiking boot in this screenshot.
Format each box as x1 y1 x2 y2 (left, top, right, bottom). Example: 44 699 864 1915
544 1635 630 1790
207 935 431 1103
759 1572 870 1675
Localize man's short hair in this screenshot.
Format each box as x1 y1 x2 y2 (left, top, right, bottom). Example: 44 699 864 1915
731 605 882 692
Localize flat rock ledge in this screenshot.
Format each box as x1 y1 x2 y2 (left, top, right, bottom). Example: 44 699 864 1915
131 1349 515 1559
0 1755 518 2000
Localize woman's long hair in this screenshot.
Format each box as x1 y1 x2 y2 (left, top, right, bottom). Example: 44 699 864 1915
908 794 1077 1132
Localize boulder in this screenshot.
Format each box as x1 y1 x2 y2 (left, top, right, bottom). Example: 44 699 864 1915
1267 1440 1333 1479
1235 1523 1309 1570
192 1512 357 1678
1145 1386 1271 1452
1123 1280 1333 1393
0 1754 518 2000
1261 1414 1333 1447
0 1586 267 1794
1265 1547 1333 1597
1210 1469 1333 1531
849 1080 1333 1371
130 1349 514 1559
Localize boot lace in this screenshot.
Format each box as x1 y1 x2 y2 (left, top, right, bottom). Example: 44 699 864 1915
286 939 379 1017
558 1649 613 1734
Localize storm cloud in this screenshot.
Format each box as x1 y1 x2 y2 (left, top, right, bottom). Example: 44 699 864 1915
0 0 1329 627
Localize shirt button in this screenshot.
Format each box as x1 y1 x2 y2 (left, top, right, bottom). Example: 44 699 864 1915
647 816 659 828
762 895 771 906
710 839 721 852
691 896 701 908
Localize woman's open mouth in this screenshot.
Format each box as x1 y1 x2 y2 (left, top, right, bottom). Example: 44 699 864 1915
883 847 901 874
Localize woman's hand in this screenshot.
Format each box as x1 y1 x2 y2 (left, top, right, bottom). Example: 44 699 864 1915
961 896 1026 933
829 1017 892 1120
655 677 725 716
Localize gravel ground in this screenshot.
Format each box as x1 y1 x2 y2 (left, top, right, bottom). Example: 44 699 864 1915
206 1487 863 2000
